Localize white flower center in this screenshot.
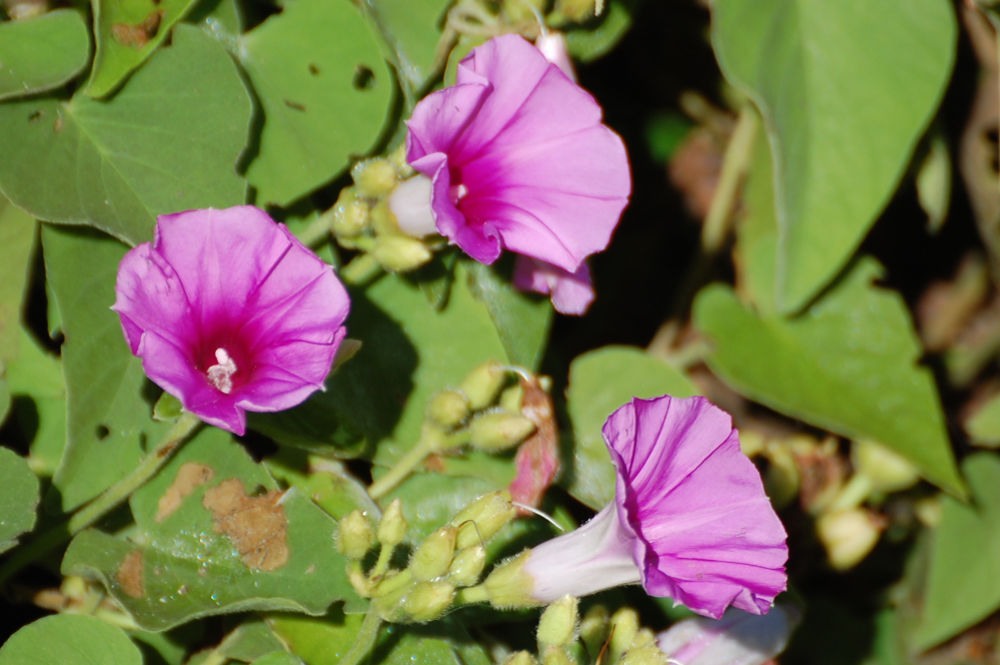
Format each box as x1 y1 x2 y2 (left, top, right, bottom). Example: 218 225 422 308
206 347 237 394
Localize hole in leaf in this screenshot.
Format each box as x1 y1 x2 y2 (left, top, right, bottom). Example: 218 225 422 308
352 65 375 90
96 424 111 440
251 484 268 497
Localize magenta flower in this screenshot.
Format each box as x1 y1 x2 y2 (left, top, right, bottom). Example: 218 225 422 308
404 34 630 276
512 256 594 315
113 206 350 435
491 395 787 618
656 606 800 665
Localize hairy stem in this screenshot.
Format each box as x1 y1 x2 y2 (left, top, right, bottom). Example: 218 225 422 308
335 607 383 665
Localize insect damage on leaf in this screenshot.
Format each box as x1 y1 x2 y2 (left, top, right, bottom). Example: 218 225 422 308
116 550 145 598
156 462 215 522
202 479 289 571
111 9 165 49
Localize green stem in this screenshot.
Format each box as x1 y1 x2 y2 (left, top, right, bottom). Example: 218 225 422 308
0 412 201 586
701 103 758 253
299 211 335 250
335 607 383 665
367 435 437 500
341 253 383 286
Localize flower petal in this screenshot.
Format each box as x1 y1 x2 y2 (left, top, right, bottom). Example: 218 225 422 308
603 396 788 618
513 257 594 315
113 243 194 353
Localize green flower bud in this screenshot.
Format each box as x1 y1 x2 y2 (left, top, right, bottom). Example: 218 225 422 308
481 551 539 608
541 646 573 665
411 526 457 581
537 595 579 649
353 158 400 199
373 234 432 272
388 143 413 177
499 383 525 414
468 411 537 452
554 0 596 23
460 361 507 410
617 641 668 665
370 198 401 236
451 491 517 549
377 498 408 548
401 580 455 622
347 560 373 597
448 544 487 587
579 605 610 658
608 608 639 663
337 510 374 560
429 389 471 428
330 187 370 238
851 439 919 493
502 651 538 665
372 569 414 622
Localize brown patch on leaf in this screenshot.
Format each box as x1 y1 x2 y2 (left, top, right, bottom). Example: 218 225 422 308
116 550 145 598
508 376 559 512
111 9 165 49
156 462 215 522
202 479 289 571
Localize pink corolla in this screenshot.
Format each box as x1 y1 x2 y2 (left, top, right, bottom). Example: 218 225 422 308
483 395 787 619
656 606 800 665
399 34 629 312
113 206 350 436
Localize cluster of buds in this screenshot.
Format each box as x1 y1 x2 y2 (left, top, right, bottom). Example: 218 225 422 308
368 361 539 500
742 426 919 571
337 492 517 623
328 148 438 273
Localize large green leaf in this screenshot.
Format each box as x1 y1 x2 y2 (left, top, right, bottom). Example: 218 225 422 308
0 615 142 665
63 428 362 631
916 454 1000 649
0 195 35 363
333 267 509 470
465 261 552 371
87 0 201 97
6 328 67 477
0 446 39 553
0 25 251 246
363 0 453 95
693 258 964 496
0 10 90 101
239 0 394 206
42 225 173 510
564 346 698 509
712 0 956 312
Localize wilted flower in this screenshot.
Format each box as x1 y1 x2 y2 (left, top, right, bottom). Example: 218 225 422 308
480 395 788 619
113 206 350 435
401 34 630 292
656 606 800 665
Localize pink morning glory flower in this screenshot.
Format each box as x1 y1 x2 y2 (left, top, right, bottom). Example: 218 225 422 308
512 256 594 315
656 605 800 665
113 206 350 436
403 33 630 278
487 395 787 618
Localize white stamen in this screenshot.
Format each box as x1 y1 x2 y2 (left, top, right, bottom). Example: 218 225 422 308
206 347 237 394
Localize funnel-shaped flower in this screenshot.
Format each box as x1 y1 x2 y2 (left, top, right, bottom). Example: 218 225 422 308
483 395 787 618
404 34 630 274
656 606 799 665
113 206 350 435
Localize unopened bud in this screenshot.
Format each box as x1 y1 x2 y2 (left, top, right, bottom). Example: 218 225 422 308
537 595 579 649
448 545 487 587
337 510 374 560
372 569 414 622
763 445 800 510
330 187 369 237
451 491 517 548
373 234 432 272
608 608 640 663
554 0 596 22
388 143 412 176
376 498 407 548
579 605 610 657
499 383 525 414
429 389 471 428
469 412 537 452
502 651 538 665
460 361 507 410
541 646 573 665
402 581 455 622
851 439 919 493
347 561 373 596
411 527 457 581
816 508 882 570
370 198 401 236
481 551 538 608
617 642 668 665
353 158 399 199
